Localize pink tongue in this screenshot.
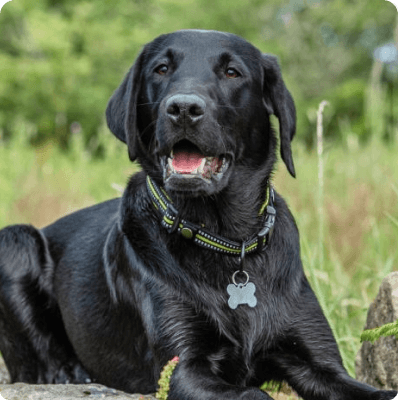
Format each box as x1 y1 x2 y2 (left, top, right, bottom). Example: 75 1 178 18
172 151 204 174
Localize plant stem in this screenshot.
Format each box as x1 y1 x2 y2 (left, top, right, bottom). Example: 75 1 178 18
316 100 329 271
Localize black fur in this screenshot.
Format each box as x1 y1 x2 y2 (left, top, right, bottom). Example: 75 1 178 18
0 30 396 400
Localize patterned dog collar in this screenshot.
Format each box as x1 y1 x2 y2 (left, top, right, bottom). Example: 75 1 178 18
146 175 276 256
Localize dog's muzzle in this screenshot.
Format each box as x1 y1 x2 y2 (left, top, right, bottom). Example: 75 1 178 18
161 140 231 184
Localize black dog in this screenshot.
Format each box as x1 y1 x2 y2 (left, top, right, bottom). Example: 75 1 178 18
0 30 396 400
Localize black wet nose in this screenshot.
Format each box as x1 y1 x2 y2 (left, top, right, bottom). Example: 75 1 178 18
166 94 206 126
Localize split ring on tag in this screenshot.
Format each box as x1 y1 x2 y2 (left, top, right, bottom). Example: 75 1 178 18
231 270 249 286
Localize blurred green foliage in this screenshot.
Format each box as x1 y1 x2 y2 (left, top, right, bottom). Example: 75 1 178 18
0 0 397 151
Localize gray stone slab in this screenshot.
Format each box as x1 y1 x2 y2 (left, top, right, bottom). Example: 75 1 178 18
0 383 156 400
356 271 398 390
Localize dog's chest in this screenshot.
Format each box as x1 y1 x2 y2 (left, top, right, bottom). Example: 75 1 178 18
202 305 270 384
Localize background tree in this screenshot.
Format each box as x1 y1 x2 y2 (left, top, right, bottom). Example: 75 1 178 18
0 0 396 151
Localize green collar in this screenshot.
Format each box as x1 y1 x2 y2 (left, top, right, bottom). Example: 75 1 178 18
146 175 276 256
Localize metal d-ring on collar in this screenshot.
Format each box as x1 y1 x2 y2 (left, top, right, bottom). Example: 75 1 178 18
146 175 276 257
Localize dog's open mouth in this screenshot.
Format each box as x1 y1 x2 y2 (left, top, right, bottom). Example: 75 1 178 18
163 140 230 183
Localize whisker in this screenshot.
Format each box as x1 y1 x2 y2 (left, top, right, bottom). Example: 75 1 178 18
141 119 158 137
137 102 162 107
148 131 158 153
216 104 246 110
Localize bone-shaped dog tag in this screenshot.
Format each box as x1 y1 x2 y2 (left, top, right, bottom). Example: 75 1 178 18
227 282 257 309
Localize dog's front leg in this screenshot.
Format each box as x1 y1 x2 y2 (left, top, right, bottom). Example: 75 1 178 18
167 358 273 400
290 370 398 400
277 282 398 400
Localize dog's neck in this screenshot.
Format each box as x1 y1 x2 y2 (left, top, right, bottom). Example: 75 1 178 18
146 170 275 247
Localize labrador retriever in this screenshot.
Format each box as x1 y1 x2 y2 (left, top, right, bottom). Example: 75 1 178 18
0 29 396 400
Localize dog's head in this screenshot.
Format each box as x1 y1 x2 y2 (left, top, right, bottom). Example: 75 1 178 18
106 30 296 197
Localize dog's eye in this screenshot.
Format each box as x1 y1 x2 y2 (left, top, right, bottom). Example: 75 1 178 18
225 68 240 78
155 64 168 75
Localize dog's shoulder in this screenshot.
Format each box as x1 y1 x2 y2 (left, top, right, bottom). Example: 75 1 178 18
42 198 121 252
272 190 300 251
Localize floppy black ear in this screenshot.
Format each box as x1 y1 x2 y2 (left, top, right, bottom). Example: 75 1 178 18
106 50 145 161
262 54 296 178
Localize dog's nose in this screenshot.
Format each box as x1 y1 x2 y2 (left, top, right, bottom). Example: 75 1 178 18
166 94 206 126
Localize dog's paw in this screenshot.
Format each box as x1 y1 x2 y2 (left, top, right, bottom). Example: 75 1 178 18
371 390 398 400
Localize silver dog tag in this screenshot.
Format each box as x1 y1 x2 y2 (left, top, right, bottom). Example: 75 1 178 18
227 271 257 309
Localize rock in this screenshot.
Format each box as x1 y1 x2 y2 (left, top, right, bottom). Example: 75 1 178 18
355 271 398 390
0 357 156 400
0 383 156 399
0 357 10 384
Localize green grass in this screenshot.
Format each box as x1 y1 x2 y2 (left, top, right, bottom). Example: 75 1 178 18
0 120 137 228
0 122 397 378
275 138 398 375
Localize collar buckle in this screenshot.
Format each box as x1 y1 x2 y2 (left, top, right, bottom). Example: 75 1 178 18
256 204 276 253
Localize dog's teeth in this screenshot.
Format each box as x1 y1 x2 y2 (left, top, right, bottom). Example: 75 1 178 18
220 157 227 172
168 157 174 173
198 158 207 174
170 149 174 158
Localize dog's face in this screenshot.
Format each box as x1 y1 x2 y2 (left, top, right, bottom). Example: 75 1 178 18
106 30 296 197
